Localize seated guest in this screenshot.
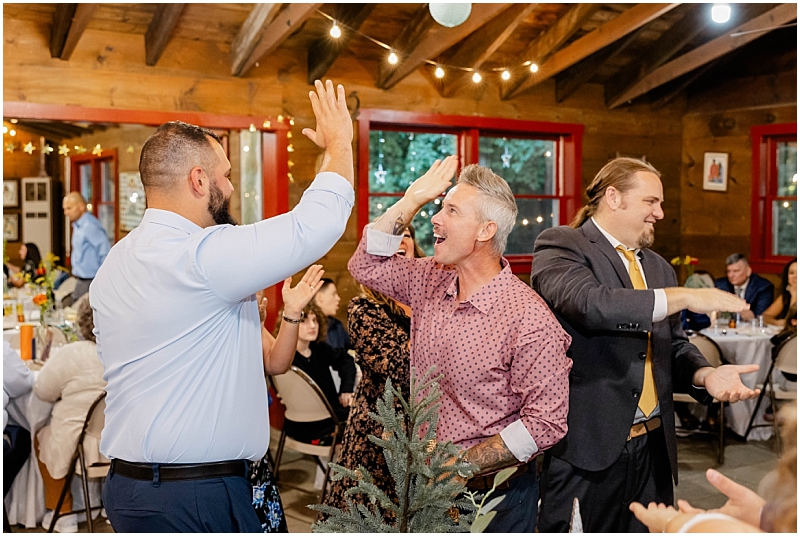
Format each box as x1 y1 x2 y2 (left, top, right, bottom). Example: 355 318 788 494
763 258 796 326
715 253 775 321
34 295 106 532
4 340 34 498
771 302 797 386
276 302 356 444
313 278 352 353
9 242 42 288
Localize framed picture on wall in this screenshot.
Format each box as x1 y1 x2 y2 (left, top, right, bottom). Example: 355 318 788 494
703 152 728 191
3 212 20 241
3 178 19 207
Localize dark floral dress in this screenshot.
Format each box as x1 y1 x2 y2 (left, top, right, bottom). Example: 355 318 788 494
320 296 411 523
249 455 289 532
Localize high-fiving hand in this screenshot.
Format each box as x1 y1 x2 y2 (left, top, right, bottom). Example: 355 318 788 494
403 155 459 208
302 80 352 151
282 265 325 319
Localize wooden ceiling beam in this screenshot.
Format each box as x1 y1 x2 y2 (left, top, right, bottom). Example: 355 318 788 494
377 3 513 91
502 3 679 100
439 3 537 98
555 26 645 103
50 3 97 60
145 4 186 66
608 3 798 109
499 4 600 100
307 4 376 84
232 3 322 77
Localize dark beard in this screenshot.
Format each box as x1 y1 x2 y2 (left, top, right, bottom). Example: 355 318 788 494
637 229 655 249
208 180 238 226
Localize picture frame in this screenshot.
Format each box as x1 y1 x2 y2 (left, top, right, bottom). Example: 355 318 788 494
3 212 20 242
3 178 19 207
703 152 729 192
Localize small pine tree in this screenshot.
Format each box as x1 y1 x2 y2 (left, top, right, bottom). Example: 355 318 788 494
310 366 481 532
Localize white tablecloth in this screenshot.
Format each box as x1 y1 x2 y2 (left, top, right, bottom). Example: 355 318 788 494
701 327 776 441
4 370 54 529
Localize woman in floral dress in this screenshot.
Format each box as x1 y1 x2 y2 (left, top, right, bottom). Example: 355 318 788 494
321 226 424 522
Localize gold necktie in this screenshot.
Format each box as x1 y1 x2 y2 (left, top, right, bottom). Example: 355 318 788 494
616 246 658 418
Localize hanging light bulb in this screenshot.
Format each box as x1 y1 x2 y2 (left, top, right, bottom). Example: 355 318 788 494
387 51 399 65
501 70 511 81
471 72 482 84
330 21 342 39
434 66 445 79
529 63 539 73
711 3 731 23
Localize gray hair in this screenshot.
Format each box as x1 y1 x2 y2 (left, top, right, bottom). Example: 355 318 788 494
75 294 96 343
139 121 222 191
726 253 749 266
457 164 518 256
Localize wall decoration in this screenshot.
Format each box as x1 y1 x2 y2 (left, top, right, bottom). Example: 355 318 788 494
3 178 19 207
3 212 20 241
703 152 728 191
119 172 146 231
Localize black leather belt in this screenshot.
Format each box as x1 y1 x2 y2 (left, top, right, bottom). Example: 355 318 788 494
111 459 247 481
74 276 93 281
466 463 529 491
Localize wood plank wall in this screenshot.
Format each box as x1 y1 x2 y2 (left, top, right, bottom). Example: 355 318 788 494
6 15 790 320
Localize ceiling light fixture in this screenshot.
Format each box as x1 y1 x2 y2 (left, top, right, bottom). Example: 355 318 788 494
434 66 445 79
330 21 342 38
429 3 472 28
501 70 511 81
472 72 482 84
529 63 539 73
711 3 731 23
388 51 399 65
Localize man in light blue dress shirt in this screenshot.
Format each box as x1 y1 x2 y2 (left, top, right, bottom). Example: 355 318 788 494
91 80 355 532
62 192 110 304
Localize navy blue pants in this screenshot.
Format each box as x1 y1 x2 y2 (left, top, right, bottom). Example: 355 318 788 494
103 464 262 533
4 425 31 497
483 467 539 533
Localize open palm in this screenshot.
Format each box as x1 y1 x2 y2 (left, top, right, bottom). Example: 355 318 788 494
282 265 325 317
704 364 760 402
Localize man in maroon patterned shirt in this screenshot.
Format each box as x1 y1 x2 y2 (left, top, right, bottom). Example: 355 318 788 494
348 156 571 532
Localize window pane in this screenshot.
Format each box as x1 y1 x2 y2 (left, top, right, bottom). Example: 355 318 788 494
506 199 560 256
100 160 115 202
79 164 92 201
369 131 457 193
239 129 263 224
478 137 556 195
777 141 797 197
772 200 797 256
368 196 440 256
98 204 115 242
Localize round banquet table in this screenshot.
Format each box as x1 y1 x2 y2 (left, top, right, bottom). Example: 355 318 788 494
700 325 779 441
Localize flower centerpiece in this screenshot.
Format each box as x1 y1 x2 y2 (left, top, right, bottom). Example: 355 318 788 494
26 252 64 326
670 254 699 284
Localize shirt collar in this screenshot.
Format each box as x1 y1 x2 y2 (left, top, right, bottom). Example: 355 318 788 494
141 208 203 235
444 258 514 314
73 212 90 228
591 217 641 255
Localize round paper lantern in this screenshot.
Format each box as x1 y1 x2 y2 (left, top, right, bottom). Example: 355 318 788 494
429 3 472 28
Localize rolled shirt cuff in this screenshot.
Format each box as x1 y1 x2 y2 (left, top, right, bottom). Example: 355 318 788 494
499 419 538 463
652 288 668 322
365 224 403 257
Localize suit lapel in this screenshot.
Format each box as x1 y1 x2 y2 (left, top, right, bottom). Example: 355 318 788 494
639 251 664 289
581 220 633 289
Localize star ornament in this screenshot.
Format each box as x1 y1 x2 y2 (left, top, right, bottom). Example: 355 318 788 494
42 144 54 155
5 142 15 153
23 142 35 154
92 144 103 156
501 147 512 168
58 144 70 155
74 145 88 154
374 163 387 184
126 145 134 154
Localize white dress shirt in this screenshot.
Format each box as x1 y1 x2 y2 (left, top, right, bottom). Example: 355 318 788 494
4 341 34 429
91 172 354 463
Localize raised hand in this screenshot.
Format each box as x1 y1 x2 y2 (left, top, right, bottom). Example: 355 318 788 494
697 364 760 402
282 265 325 319
302 79 353 151
404 155 459 208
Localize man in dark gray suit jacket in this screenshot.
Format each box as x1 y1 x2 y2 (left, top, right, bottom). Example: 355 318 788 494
531 158 760 532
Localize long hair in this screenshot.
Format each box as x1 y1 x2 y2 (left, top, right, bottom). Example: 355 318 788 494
361 224 423 317
24 242 42 267
570 158 661 229
779 258 797 319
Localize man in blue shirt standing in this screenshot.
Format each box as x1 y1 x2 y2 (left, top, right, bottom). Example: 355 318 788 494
91 80 355 532
62 192 110 304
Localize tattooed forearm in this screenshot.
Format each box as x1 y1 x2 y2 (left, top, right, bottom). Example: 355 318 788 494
373 210 409 235
391 214 406 235
462 434 517 476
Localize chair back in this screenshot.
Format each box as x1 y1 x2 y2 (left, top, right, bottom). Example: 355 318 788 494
271 367 339 426
774 335 797 375
83 392 106 440
687 331 724 367
75 392 109 477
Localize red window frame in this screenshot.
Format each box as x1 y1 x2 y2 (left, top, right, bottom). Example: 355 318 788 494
357 109 583 274
70 149 119 242
750 122 797 274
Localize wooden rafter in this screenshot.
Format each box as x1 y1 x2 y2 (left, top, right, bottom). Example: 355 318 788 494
307 4 376 84
50 3 97 60
438 3 536 98
555 26 646 103
502 3 679 100
145 4 186 66
232 3 323 77
377 3 512 91
608 3 798 109
499 4 600 100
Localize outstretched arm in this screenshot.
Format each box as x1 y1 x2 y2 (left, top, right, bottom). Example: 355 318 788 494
302 79 354 186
